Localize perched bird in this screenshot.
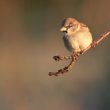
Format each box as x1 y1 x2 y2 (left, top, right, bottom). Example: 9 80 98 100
60 18 93 54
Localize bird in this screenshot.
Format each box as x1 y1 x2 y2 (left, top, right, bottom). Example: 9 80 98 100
60 18 93 54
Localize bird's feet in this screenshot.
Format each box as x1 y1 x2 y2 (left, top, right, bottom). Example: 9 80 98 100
72 51 83 60
91 41 98 48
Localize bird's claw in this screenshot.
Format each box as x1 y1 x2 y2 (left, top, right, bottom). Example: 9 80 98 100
91 41 97 48
72 53 80 60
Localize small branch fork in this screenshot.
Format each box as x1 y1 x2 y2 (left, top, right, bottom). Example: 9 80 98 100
48 31 110 76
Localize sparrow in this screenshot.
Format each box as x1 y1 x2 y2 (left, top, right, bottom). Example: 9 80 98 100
60 18 93 54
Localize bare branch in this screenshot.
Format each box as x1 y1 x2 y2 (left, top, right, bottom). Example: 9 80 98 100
48 31 110 76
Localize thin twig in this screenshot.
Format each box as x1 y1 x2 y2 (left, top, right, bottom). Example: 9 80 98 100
53 55 72 61
48 31 110 76
48 54 79 76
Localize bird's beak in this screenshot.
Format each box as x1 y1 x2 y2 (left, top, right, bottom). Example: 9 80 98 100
60 27 67 32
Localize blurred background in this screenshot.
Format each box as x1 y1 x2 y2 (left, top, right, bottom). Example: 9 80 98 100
0 0 110 110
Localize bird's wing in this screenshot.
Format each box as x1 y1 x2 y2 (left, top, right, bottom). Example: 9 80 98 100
80 22 87 27
80 22 89 31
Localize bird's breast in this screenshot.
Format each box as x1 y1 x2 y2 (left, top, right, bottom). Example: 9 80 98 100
63 35 79 52
62 31 92 52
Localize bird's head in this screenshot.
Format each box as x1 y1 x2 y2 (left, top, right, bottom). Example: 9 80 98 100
60 18 80 35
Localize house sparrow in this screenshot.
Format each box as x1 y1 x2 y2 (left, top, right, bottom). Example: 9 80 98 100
60 18 93 54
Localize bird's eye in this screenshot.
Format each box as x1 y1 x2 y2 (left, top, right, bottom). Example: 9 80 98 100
69 24 73 27
66 25 73 29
